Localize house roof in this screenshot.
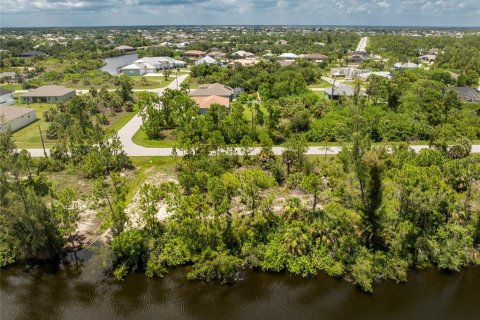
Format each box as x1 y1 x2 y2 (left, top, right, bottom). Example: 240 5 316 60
122 63 144 70
192 95 230 109
0 72 16 78
394 62 418 69
190 83 233 97
195 56 219 65
207 51 226 57
0 88 13 95
301 53 328 60
228 58 258 66
232 51 254 57
278 53 299 59
0 105 35 122
184 50 206 56
22 85 75 97
451 87 480 102
327 85 366 97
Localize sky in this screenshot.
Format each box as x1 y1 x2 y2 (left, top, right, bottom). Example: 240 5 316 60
1 0 479 28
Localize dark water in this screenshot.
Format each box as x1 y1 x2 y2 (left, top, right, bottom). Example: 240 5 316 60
100 54 139 75
1 247 479 320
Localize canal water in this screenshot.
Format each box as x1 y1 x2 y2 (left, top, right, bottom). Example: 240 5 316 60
1 247 479 320
100 54 139 75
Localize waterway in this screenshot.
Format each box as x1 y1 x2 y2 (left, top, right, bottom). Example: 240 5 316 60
1 247 479 320
100 54 139 75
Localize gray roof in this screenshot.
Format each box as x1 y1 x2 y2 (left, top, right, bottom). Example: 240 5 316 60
190 83 233 97
22 85 75 97
452 87 480 102
0 72 16 78
327 85 366 97
0 105 35 122
0 88 13 95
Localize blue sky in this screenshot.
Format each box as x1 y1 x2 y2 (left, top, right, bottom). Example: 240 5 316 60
1 0 479 28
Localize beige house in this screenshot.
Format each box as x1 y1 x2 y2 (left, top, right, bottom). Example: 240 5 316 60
0 105 37 133
192 95 230 114
21 85 76 104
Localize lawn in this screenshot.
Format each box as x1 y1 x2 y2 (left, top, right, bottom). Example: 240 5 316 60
107 106 139 132
308 79 332 88
0 84 23 90
132 126 177 148
11 103 56 149
130 76 174 89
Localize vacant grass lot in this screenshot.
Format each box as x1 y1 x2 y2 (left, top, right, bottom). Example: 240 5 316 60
11 103 56 149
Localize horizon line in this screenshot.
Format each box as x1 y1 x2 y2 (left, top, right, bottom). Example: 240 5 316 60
1 24 480 29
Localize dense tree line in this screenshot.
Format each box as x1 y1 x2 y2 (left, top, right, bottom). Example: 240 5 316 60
109 130 480 291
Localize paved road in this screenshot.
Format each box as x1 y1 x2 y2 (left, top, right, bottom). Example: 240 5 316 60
26 144 480 158
356 37 368 52
19 72 480 158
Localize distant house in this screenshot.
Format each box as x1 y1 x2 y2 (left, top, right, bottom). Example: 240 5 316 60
122 63 149 76
278 53 299 60
134 57 186 71
195 56 220 66
276 40 288 46
349 51 368 63
192 95 230 114
0 105 37 133
451 87 480 103
18 50 46 58
357 71 392 80
228 58 259 67
325 85 366 100
114 45 136 53
207 51 227 59
21 85 76 104
190 83 234 100
231 51 255 59
183 50 206 58
331 67 369 79
0 72 18 84
300 53 328 63
419 54 436 64
0 88 14 104
393 62 418 69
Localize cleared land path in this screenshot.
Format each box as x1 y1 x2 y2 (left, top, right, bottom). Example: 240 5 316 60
356 36 368 52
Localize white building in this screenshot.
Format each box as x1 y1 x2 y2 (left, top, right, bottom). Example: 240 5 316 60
0 88 14 104
195 56 220 66
278 53 299 60
0 105 37 133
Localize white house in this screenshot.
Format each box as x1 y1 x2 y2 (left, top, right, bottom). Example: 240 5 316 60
122 63 148 76
135 57 186 71
278 53 299 60
0 105 37 133
393 62 418 70
0 88 14 104
195 56 220 66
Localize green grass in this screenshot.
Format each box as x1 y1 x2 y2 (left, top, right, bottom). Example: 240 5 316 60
132 126 177 147
308 79 332 88
127 156 177 202
129 76 174 89
11 103 56 149
312 91 325 98
107 107 138 132
0 84 23 90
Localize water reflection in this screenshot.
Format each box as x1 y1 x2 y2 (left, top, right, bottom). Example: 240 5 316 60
1 247 479 320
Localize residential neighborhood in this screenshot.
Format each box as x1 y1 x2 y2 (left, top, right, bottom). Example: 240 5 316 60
1 23 480 319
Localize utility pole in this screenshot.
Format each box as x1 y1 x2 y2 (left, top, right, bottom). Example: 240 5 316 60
38 125 47 158
176 71 179 90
